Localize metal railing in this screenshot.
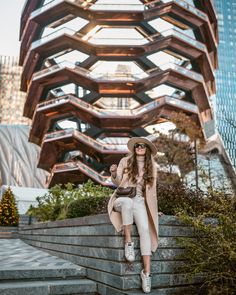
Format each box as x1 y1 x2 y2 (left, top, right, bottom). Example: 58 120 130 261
51 160 113 185
32 60 203 82
37 94 199 116
30 24 206 53
162 28 206 51
31 27 76 49
31 0 93 19
44 128 128 152
30 0 208 19
31 0 163 18
161 0 207 20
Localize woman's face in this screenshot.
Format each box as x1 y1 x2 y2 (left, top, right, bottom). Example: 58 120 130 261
134 143 147 156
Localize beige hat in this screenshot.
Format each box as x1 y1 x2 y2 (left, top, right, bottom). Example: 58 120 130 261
127 137 157 155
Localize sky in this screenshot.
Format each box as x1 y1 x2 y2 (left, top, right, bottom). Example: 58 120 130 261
0 1 26 57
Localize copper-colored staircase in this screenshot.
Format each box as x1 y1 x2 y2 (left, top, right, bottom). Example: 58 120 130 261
20 0 218 187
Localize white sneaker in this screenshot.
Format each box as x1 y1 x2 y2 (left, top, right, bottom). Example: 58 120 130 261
124 242 135 262
140 269 151 293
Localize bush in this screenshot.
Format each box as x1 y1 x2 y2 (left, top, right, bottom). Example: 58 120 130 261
177 192 236 295
157 183 207 216
28 180 112 221
67 195 109 218
27 183 77 221
66 180 111 218
0 187 19 226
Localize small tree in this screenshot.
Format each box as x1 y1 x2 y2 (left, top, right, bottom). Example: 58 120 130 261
154 112 203 184
0 187 19 226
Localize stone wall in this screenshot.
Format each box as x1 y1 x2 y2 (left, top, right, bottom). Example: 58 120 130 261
0 226 18 239
19 214 203 294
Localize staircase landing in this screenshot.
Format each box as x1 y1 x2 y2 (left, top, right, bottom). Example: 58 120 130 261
0 239 97 295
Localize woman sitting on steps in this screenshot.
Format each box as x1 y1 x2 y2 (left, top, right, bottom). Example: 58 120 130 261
108 137 160 293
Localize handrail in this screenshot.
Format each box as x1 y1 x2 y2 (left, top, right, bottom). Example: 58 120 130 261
31 27 76 49
44 128 128 152
30 0 208 19
31 0 95 19
30 22 206 50
51 160 113 186
32 60 203 82
37 94 199 115
161 0 207 20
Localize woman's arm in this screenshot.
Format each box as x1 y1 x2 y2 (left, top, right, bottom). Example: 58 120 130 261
110 157 126 187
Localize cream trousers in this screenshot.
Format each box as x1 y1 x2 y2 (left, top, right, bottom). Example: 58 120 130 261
113 195 152 256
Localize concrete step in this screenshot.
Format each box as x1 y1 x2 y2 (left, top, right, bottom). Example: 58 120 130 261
0 233 18 239
0 278 97 295
0 266 86 282
0 227 18 239
0 226 18 231
98 283 200 295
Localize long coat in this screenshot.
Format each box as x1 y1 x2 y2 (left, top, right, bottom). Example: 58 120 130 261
107 155 159 252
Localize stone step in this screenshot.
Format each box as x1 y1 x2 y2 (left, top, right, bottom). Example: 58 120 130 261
21 238 186 263
20 223 194 238
87 268 204 290
0 233 18 239
0 266 86 282
0 278 97 295
0 226 18 232
18 214 206 293
0 227 18 239
29 245 186 276
98 282 200 295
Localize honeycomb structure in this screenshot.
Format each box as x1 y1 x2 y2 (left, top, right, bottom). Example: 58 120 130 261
20 0 218 187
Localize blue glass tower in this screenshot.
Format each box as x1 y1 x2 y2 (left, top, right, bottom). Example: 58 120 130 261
214 0 236 168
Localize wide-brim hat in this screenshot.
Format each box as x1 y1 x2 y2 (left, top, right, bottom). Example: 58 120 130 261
127 137 157 155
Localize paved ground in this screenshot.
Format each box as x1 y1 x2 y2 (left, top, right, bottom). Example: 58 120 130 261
0 239 78 270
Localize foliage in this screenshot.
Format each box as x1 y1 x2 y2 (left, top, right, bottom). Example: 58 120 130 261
157 183 206 216
177 192 236 295
66 180 112 218
27 180 112 221
155 132 195 182
171 112 203 145
0 187 19 226
154 112 203 183
66 195 108 218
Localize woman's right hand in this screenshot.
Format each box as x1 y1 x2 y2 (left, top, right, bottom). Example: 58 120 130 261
110 164 117 176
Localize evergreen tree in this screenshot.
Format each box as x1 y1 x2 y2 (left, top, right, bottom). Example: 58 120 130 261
0 187 19 226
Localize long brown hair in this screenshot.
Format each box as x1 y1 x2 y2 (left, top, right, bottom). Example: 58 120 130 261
126 146 154 186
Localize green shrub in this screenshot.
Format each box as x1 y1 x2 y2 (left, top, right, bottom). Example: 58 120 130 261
66 195 109 218
27 183 78 221
157 183 207 216
27 180 112 221
66 180 112 218
177 193 236 295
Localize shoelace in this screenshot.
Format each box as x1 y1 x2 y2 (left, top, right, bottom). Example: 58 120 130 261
143 273 151 288
126 243 134 256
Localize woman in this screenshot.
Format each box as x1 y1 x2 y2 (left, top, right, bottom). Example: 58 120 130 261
108 137 159 293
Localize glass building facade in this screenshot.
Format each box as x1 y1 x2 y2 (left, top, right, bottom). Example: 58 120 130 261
214 0 236 168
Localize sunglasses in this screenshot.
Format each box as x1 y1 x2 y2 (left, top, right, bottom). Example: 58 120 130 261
134 143 147 149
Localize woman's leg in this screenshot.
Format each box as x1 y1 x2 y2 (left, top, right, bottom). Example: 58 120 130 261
142 255 151 274
114 197 133 242
133 197 152 273
133 197 152 293
113 197 134 227
124 224 132 243
113 197 135 262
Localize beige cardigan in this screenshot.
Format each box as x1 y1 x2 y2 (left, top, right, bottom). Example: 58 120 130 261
107 155 159 252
